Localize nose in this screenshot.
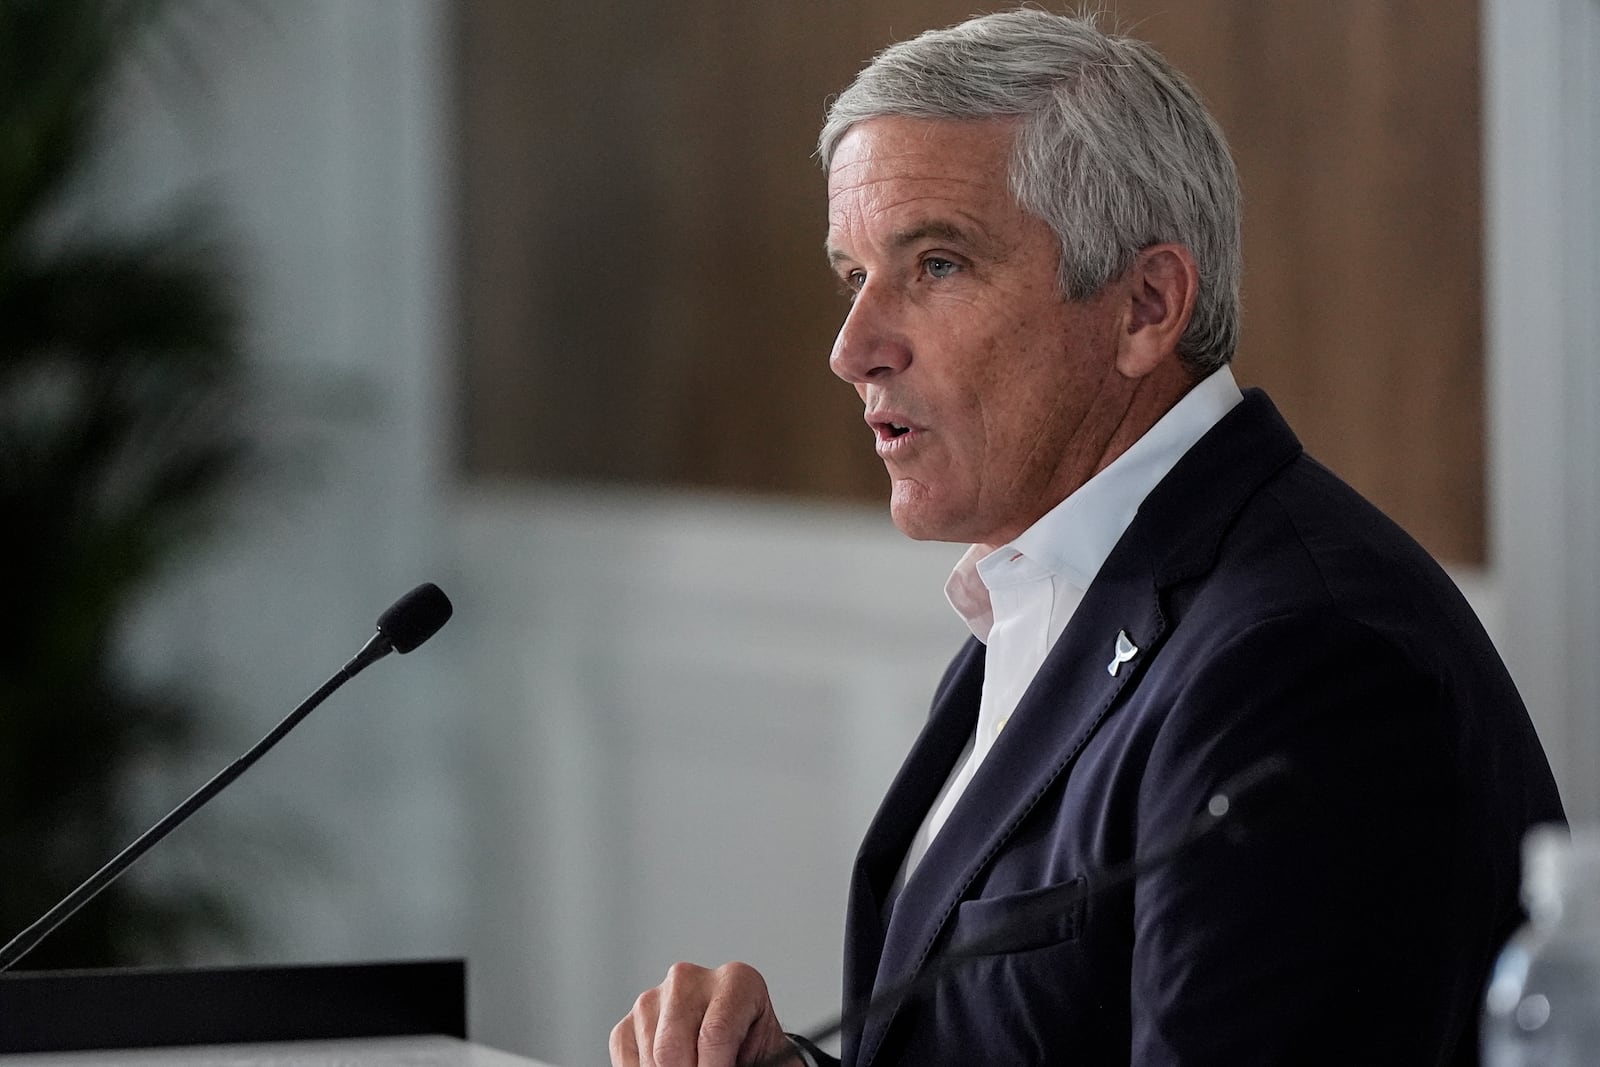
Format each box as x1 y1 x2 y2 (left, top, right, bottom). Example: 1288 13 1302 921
829 285 912 384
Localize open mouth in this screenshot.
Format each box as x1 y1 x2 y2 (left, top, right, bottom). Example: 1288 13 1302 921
868 412 919 445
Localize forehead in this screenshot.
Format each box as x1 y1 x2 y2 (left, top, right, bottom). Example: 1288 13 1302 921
825 116 1025 251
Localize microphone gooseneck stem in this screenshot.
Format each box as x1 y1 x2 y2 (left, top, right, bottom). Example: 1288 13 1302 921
0 640 391 973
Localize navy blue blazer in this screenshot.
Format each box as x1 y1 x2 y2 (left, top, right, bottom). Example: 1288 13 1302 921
835 390 1563 1066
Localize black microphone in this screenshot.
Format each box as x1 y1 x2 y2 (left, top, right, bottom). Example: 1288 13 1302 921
753 754 1293 1067
0 582 454 973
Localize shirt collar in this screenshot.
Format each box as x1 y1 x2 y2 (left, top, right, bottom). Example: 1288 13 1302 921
945 365 1244 640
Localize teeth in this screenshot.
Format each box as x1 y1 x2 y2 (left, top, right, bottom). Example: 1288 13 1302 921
890 423 909 437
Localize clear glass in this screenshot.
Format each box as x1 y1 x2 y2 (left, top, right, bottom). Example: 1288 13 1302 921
1483 926 1600 1064
1482 827 1600 1066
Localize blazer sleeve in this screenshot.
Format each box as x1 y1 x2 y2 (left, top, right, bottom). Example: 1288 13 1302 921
1127 611 1488 1066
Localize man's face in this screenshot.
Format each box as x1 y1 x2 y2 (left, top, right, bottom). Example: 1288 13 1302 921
826 116 1140 547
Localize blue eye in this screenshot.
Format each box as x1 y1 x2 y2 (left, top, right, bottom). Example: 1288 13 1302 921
924 257 959 279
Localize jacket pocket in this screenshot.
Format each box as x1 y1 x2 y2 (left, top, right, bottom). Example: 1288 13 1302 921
950 875 1087 956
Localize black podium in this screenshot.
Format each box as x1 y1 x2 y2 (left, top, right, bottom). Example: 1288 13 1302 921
0 958 466 1055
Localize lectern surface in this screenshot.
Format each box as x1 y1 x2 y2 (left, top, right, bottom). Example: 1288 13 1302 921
0 1035 557 1067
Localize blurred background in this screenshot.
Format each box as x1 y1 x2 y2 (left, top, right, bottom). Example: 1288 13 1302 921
1 1 1596 1064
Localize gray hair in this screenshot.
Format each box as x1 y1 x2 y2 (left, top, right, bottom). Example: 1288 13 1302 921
819 9 1241 373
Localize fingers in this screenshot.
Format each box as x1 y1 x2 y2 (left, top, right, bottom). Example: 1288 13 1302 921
610 984 657 1066
693 962 778 1066
609 961 792 1067
655 962 714 1065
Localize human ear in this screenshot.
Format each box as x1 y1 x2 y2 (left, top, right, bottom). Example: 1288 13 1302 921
1116 243 1199 379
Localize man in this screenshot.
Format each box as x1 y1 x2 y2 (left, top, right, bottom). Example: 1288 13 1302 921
610 10 1563 1066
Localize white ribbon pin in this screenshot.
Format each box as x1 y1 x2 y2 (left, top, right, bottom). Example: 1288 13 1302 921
1106 630 1139 676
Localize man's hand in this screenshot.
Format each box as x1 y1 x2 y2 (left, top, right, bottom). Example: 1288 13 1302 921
609 961 799 1067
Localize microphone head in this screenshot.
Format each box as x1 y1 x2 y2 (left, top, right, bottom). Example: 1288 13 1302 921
377 582 453 653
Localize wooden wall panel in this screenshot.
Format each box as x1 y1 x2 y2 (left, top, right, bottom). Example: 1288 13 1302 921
455 1 1484 563
1137 3 1486 563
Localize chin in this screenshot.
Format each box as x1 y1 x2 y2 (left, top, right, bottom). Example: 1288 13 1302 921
889 491 971 544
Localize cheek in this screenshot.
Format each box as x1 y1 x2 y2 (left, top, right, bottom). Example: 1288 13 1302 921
971 328 1063 432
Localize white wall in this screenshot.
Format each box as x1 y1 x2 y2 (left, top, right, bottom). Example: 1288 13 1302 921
454 488 963 1061
1482 0 1600 823
75 1 1600 1065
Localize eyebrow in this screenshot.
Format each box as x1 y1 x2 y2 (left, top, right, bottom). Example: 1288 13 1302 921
825 219 1002 268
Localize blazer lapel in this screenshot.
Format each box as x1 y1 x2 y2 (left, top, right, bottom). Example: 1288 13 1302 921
854 546 1169 1067
842 638 984 1063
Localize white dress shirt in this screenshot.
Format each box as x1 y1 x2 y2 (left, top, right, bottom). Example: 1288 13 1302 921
891 366 1244 893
